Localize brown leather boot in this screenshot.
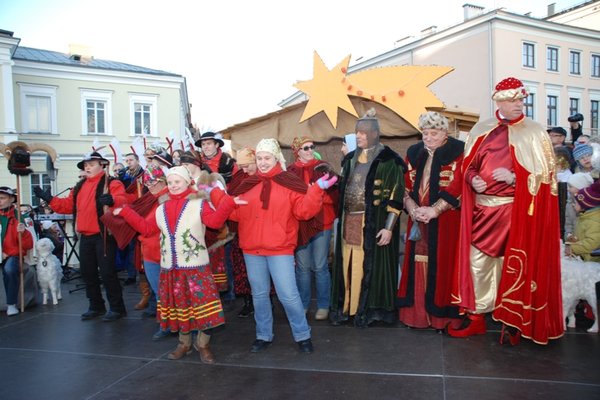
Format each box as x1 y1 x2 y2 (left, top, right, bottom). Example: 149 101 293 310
168 332 192 360
134 275 151 310
194 332 216 364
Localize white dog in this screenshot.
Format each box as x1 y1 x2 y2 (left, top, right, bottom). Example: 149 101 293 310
561 245 600 333
35 238 63 305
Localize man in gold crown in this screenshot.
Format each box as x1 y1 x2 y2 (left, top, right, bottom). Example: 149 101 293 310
330 109 406 327
448 77 563 345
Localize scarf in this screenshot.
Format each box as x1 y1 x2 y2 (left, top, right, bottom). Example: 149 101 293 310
99 188 167 250
229 164 307 209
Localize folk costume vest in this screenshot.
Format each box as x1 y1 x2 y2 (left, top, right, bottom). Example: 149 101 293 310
156 199 209 270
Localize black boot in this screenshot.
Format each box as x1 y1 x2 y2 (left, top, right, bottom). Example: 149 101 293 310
238 295 254 318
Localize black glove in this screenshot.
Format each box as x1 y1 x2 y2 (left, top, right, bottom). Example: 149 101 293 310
33 186 53 203
98 193 114 207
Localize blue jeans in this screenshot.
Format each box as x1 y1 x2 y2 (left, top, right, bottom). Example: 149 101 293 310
1 256 20 305
244 254 311 342
295 229 332 310
143 261 160 313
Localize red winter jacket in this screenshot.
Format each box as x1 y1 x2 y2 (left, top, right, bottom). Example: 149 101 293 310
228 165 324 256
1 207 34 258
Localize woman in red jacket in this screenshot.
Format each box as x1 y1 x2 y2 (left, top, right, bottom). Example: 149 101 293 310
102 165 171 340
228 138 336 354
287 136 338 321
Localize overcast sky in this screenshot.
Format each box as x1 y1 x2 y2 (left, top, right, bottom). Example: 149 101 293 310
0 0 581 131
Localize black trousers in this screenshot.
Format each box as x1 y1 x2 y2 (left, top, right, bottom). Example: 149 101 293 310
79 233 126 313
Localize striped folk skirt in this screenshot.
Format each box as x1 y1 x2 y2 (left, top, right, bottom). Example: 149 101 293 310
157 266 225 334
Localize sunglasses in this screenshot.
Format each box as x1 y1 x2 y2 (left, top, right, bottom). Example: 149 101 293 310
301 145 315 151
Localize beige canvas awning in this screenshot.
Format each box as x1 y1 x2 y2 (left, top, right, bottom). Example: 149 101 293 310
221 97 479 150
222 97 420 150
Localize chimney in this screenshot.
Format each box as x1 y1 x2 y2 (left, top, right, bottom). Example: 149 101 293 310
463 3 485 21
547 3 556 17
68 44 93 61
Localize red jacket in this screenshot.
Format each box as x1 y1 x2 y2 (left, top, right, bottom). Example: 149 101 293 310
118 189 168 264
50 172 128 235
120 189 234 264
229 165 324 256
1 207 34 258
288 159 338 231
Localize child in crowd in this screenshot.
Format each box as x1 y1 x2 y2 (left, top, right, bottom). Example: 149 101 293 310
113 166 236 363
566 183 600 262
564 172 594 242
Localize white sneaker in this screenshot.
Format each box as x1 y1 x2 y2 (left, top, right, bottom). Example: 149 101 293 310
6 304 19 316
315 308 329 320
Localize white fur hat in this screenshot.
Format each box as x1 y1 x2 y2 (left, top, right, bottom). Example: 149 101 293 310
567 172 593 190
166 166 192 185
256 138 286 171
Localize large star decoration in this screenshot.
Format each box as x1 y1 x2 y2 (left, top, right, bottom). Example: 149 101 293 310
294 51 454 130
294 52 357 128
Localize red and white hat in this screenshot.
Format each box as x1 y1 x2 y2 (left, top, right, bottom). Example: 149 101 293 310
492 77 529 101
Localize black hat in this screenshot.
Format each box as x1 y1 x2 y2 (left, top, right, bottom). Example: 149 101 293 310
195 131 225 148
568 113 584 123
77 152 110 170
546 126 567 136
0 186 16 198
150 151 174 168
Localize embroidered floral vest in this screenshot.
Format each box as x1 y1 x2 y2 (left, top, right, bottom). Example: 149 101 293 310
156 199 209 269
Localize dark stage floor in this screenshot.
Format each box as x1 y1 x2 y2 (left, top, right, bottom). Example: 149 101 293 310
1 274 599 400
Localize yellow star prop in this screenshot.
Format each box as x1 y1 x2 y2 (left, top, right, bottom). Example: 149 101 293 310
294 52 358 128
294 51 454 130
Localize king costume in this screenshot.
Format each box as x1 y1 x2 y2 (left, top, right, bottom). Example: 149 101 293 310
397 135 464 329
330 139 406 327
450 79 563 344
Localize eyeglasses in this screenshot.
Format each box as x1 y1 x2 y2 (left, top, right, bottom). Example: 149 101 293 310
302 145 315 151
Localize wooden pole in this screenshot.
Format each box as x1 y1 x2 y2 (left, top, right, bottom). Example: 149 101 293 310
16 175 25 313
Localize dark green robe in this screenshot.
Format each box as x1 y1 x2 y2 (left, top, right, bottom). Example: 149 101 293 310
330 145 406 327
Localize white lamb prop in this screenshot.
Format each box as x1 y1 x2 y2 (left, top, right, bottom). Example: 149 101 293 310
35 238 63 305
561 243 600 333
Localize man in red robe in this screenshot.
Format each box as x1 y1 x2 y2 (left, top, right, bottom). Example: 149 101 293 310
448 77 563 345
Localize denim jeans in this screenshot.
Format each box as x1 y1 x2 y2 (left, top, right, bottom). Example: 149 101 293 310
1 256 20 305
295 229 332 310
143 261 160 313
244 254 311 342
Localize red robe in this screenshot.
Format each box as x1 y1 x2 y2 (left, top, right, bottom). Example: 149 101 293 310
452 113 563 344
397 137 463 328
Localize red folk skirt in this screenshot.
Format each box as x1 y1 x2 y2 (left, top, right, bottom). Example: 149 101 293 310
157 266 225 334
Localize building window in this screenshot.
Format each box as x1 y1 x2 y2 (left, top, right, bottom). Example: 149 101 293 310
546 47 559 72
80 90 113 135
129 93 158 136
522 43 535 68
18 84 58 134
30 173 52 208
547 95 558 126
591 100 599 135
134 103 152 135
592 54 600 78
569 98 579 117
569 51 581 75
524 93 535 119
87 101 106 134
